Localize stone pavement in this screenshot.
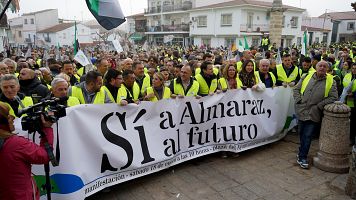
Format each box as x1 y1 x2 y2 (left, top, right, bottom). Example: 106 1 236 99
86 134 353 200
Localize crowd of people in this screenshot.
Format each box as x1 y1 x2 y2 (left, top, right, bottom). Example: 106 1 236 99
0 41 355 199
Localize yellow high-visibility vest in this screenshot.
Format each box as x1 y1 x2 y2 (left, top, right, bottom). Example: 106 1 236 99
145 86 171 102
301 72 333 98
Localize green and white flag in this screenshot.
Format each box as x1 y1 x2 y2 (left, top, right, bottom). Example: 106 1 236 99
301 30 308 56
244 36 249 50
86 0 126 30
238 40 244 51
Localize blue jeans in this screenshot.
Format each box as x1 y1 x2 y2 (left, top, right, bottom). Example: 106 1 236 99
298 120 319 160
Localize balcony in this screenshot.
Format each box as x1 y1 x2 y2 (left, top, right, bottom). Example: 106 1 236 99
144 1 193 14
146 24 189 33
240 24 269 33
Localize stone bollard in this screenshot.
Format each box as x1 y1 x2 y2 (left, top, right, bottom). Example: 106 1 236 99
345 145 356 198
313 102 351 173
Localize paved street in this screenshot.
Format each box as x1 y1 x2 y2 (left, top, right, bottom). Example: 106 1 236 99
87 134 353 200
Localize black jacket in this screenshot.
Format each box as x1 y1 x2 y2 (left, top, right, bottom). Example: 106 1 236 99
19 78 50 104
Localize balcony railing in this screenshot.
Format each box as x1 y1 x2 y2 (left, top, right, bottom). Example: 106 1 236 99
240 24 269 33
144 2 192 14
135 26 146 32
146 24 190 32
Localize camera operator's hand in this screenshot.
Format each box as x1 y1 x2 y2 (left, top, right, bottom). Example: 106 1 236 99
41 115 54 128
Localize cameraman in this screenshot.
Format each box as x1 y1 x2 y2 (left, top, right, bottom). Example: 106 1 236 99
0 102 54 200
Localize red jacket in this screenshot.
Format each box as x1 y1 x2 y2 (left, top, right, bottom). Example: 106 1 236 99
0 127 53 200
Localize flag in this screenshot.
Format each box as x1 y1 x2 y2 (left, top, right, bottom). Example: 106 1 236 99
55 46 61 61
43 49 49 67
276 49 282 65
74 50 91 67
163 35 174 43
25 47 31 59
238 40 244 51
301 30 308 56
86 0 126 30
235 51 241 62
244 36 249 50
231 43 237 52
16 47 23 57
111 40 123 53
142 41 148 51
74 22 78 55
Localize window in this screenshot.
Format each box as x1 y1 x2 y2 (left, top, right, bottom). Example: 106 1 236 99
202 38 211 46
297 37 301 46
252 38 259 47
18 31 22 37
315 37 319 43
30 18 34 24
221 14 232 26
286 39 292 47
82 29 85 33
197 16 207 27
247 13 253 29
347 22 354 30
282 16 285 28
291 16 298 28
225 38 235 48
63 33 66 39
322 33 328 42
24 19 27 24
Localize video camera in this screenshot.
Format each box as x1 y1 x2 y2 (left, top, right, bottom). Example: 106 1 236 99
18 97 68 132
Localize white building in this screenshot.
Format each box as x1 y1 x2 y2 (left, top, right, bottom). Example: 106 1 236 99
301 17 332 45
8 9 59 46
319 11 356 43
144 0 195 45
189 0 305 48
37 23 93 47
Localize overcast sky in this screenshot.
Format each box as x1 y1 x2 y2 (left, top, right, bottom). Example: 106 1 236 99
7 0 354 21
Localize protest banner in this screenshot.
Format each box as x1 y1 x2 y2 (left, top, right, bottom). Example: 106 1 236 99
28 87 296 200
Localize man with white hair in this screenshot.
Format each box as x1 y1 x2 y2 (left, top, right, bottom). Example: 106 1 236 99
293 60 338 169
121 58 133 71
0 74 33 117
0 62 9 76
50 78 80 107
255 59 276 88
3 58 17 76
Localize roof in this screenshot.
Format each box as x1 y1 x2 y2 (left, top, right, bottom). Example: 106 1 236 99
22 9 56 16
192 0 304 11
126 13 145 18
83 20 108 33
301 25 331 32
319 11 356 20
37 23 74 33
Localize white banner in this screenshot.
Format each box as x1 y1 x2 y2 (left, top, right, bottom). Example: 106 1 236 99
163 35 175 43
111 40 123 53
74 50 91 67
29 87 296 200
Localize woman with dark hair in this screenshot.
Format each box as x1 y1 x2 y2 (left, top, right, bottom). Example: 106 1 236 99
237 60 261 90
0 102 54 200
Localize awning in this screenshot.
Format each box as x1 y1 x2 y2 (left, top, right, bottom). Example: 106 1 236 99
129 32 143 40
